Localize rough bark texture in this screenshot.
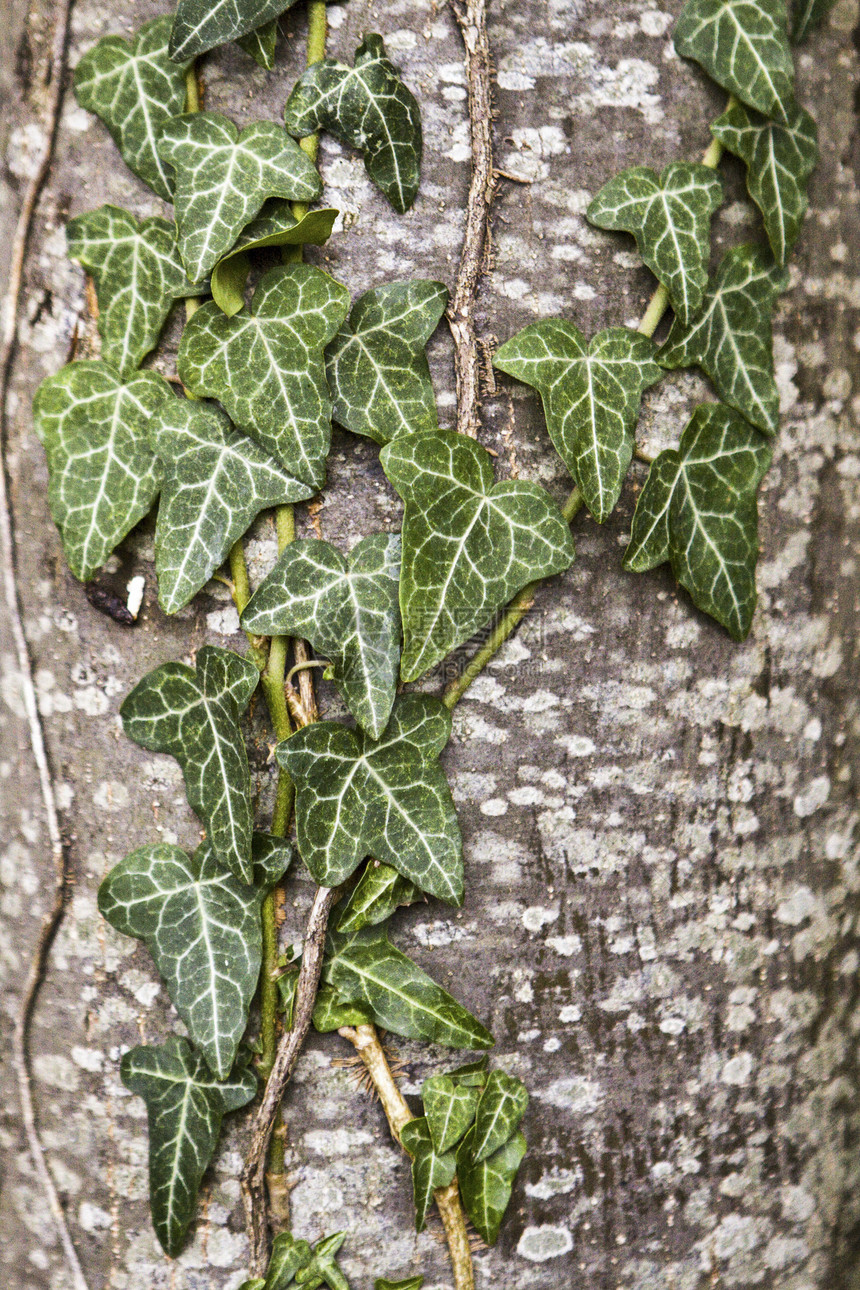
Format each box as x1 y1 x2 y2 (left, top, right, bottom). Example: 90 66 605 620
1 2 859 1288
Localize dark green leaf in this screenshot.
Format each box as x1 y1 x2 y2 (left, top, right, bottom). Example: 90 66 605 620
170 0 298 61
446 1056 490 1087
400 1117 456 1232
157 113 322 280
456 1126 527 1245
211 203 338 316
311 984 374 1033
380 430 575 681
284 34 422 213
792 0 837 42
178 264 350 485
336 861 420 934
33 360 171 580
120 1037 256 1255
294 1233 349 1290
494 321 661 521
74 16 190 201
279 694 462 903
586 163 724 324
624 403 772 640
326 281 447 443
242 533 401 738
470 1070 528 1163
658 244 788 434
674 0 796 123
421 1074 480 1155
237 19 278 68
266 1231 313 1290
120 646 260 882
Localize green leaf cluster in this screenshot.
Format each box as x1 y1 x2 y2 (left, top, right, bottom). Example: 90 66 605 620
255 1229 350 1290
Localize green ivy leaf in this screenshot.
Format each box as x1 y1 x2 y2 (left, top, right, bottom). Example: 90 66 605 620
277 967 299 1028
586 163 724 324
380 430 575 682
456 1126 527 1245
494 322 661 522
294 1233 350 1290
74 17 190 201
279 694 462 902
658 244 788 435
157 113 322 281
242 533 401 738
375 1278 424 1290
624 403 772 640
336 861 420 934
326 281 448 443
792 0 837 42
445 1056 490 1087
66 206 203 377
399 1118 456 1232
421 1074 480 1155
151 399 313 614
311 984 374 1033
169 0 298 61
711 100 817 266
99 834 290 1077
265 1231 313 1290
178 264 350 485
674 0 796 124
120 1036 256 1255
237 19 278 68
33 360 171 580
120 646 260 882
470 1070 528 1163
211 202 339 317
284 34 422 213
240 1282 267 1290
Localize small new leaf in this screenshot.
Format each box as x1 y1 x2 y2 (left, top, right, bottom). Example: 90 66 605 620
311 984 374 1033
120 646 260 881
236 19 278 68
399 1117 456 1232
294 1232 349 1290
711 100 817 266
265 1231 313 1290
33 360 171 580
586 163 724 324
327 281 448 443
674 0 796 123
659 244 788 435
169 0 298 61
74 18 190 201
284 34 422 213
120 1036 256 1255
380 430 575 681
470 1070 528 1163
279 694 462 903
494 321 661 522
66 206 203 376
243 533 401 738
336 861 420 934
375 1279 423 1290
157 113 322 281
151 399 314 613
421 1074 480 1155
99 835 290 1077
178 264 350 485
211 202 338 316
624 403 772 641
792 0 837 42
456 1126 527 1246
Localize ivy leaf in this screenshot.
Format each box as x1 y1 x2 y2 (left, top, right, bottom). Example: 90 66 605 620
494 322 662 522
380 430 575 682
265 1231 313 1290
66 206 203 377
658 245 788 434
399 1118 456 1232
624 403 772 641
33 360 171 580
326 926 494 1050
674 0 796 124
120 646 260 882
99 835 290 1077
294 1233 350 1290
336 861 420 934
792 0 837 42
421 1074 480 1155
711 100 817 266
237 20 278 68
240 1282 267 1290
279 694 462 903
150 399 313 614
586 163 724 324
326 281 448 444
283 34 422 213
169 0 298 61
178 264 350 485
456 1126 527 1246
120 1036 256 1255
211 202 338 317
375 1279 423 1290
242 533 402 738
157 113 322 281
73 17 190 201
445 1056 490 1087
311 984 374 1033
470 1070 528 1163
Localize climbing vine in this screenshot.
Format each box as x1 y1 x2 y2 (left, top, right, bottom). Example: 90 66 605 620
12 0 834 1285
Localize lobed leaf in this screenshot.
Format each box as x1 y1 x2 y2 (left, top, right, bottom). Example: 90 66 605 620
33 360 171 581
169 0 299 61
674 0 796 123
456 1126 527 1245
284 34 422 213
120 646 260 882
494 321 662 522
157 112 322 281
792 0 837 42
658 244 788 435
178 264 350 486
336 861 420 934
470 1069 528 1163
243 533 402 738
120 1036 256 1255
265 1231 313 1289
586 163 724 324
326 280 448 443
236 19 278 68
399 1117 456 1232
421 1074 480 1155
211 202 338 316
624 402 772 640
311 984 374 1033
380 430 575 681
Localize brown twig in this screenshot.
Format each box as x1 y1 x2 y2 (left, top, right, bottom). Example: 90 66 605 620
447 0 495 438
